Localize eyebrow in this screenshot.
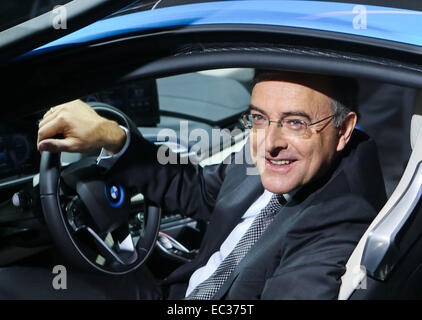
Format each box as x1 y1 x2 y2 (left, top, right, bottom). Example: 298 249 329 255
248 104 312 122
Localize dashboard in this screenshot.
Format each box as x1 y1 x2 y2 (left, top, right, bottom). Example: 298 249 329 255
0 72 248 185
0 123 39 183
84 78 160 127
0 78 161 185
0 70 250 268
0 73 247 185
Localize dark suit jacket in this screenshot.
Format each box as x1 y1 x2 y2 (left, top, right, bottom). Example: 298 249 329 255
111 128 386 300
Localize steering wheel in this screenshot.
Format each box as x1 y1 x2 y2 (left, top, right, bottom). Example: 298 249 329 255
39 103 161 275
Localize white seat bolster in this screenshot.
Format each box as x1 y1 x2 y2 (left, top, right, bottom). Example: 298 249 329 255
338 114 422 300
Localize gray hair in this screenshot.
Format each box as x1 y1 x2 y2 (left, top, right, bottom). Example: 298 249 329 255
330 98 352 128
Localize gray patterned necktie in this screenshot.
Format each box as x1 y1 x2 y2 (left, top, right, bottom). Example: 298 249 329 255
186 193 286 300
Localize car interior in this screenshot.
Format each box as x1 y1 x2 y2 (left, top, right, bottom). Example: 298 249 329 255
0 68 246 276
0 65 421 299
1 2 422 297
340 84 422 300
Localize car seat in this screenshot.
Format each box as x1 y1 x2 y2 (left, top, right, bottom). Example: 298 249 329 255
339 89 422 299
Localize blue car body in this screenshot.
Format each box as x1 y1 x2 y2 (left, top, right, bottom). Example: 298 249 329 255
29 0 422 57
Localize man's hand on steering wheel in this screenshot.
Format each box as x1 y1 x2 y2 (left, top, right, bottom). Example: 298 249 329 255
37 99 126 154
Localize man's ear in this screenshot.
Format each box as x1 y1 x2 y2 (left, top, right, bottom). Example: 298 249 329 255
336 112 357 152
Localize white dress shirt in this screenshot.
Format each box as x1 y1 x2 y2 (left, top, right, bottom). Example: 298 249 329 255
96 126 130 169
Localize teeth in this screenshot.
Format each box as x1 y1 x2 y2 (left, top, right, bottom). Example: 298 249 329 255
269 160 292 165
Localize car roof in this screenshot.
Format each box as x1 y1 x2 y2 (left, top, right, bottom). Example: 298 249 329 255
26 0 422 58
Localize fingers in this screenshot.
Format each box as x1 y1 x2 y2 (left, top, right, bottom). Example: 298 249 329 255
39 111 58 131
37 99 105 153
37 113 66 151
37 100 87 152
39 103 66 132
38 137 78 153
40 99 92 125
43 107 56 119
38 111 67 137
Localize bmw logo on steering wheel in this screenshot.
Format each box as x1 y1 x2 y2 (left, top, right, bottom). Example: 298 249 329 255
105 181 125 208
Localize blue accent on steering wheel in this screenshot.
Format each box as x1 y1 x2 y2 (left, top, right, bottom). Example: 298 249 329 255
105 181 125 208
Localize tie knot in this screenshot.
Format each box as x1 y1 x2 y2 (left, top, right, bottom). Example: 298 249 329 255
266 194 286 215
272 193 286 206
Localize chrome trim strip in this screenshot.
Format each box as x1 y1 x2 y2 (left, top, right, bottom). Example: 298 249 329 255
0 174 36 190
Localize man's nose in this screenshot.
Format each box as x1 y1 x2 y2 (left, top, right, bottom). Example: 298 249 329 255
264 122 288 154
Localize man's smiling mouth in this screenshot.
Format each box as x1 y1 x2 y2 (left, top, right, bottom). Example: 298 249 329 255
268 159 293 165
265 158 298 169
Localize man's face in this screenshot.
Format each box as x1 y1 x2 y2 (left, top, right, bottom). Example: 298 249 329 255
250 79 343 194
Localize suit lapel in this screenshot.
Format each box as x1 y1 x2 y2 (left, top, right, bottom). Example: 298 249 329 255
196 167 264 266
213 190 317 299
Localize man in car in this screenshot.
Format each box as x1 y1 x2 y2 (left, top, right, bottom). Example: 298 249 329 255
36 70 386 299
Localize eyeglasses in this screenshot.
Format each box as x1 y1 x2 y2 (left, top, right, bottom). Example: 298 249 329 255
241 112 337 137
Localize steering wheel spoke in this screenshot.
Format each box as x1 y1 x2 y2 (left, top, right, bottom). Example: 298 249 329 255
82 226 138 266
